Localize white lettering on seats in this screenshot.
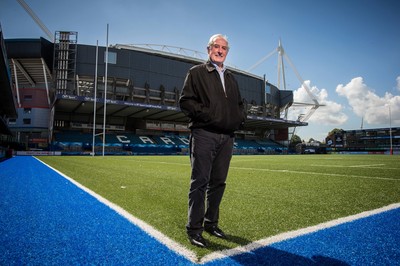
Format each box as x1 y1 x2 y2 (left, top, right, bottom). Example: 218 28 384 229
160 137 175 145
116 135 130 143
178 137 190 145
139 136 154 144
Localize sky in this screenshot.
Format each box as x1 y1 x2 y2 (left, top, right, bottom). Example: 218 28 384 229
1 0 399 142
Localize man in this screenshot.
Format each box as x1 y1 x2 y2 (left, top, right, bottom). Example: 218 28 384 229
179 34 246 248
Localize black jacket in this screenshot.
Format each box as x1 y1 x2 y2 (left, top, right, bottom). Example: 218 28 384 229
179 61 246 134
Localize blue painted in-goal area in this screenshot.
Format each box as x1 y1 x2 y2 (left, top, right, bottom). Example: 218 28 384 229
1 156 399 265
0 156 191 265
205 207 400 265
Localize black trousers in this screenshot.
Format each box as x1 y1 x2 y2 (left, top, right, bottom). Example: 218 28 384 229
186 128 234 236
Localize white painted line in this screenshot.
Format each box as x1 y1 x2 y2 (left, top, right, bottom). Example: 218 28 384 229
348 164 385 168
231 166 400 181
35 157 400 265
35 157 199 264
200 202 400 264
311 164 399 170
118 159 400 181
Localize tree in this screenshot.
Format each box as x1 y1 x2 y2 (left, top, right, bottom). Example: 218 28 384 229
290 134 302 145
328 128 343 136
289 134 302 154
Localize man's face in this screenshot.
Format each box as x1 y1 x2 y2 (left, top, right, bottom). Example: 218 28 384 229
208 37 229 67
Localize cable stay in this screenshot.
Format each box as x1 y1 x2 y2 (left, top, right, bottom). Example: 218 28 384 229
16 0 54 41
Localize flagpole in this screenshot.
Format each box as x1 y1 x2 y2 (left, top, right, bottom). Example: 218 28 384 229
92 40 98 156
102 24 109 157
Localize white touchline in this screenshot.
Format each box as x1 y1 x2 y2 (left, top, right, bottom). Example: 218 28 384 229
200 202 400 264
35 157 400 265
35 157 199 263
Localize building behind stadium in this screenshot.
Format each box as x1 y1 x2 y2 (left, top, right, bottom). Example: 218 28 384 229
325 128 399 155
295 127 399 155
2 30 311 155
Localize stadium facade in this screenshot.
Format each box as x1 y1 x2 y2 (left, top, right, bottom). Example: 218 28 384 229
3 31 308 155
0 24 18 159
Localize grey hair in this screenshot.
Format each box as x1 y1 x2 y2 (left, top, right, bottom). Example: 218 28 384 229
207 34 229 50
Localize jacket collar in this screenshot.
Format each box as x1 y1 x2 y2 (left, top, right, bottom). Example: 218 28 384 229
206 60 229 74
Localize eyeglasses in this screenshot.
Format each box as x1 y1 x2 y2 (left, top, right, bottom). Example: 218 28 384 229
210 44 229 51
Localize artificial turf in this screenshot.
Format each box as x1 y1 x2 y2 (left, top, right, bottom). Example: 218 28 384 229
38 154 400 258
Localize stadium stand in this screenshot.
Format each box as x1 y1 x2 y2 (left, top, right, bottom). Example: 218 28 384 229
0 24 19 160
51 131 285 155
4 31 310 156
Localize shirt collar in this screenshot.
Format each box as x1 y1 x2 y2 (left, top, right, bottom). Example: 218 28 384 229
210 60 226 72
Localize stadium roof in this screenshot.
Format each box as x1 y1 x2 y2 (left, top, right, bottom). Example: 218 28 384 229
112 44 263 81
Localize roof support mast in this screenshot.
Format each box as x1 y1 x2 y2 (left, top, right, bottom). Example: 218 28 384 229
277 40 289 119
247 39 321 123
277 40 287 91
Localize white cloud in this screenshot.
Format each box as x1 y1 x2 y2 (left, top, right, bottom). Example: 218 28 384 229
336 77 400 125
289 80 347 125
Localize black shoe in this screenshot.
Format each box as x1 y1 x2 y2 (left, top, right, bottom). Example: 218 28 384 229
205 226 227 239
188 233 208 248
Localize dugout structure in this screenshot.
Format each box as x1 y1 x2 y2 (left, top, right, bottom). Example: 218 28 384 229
4 31 307 155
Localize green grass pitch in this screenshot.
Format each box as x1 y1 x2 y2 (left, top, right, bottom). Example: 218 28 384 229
38 154 400 258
